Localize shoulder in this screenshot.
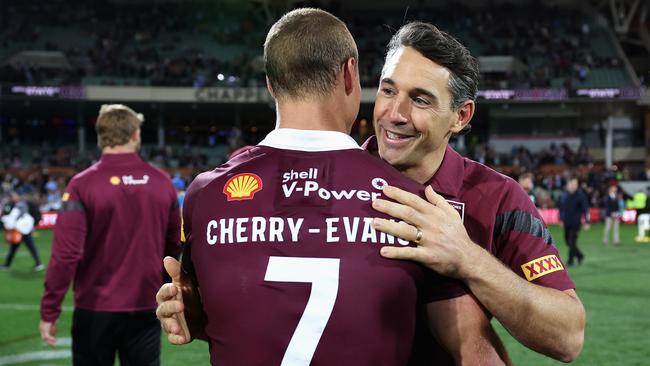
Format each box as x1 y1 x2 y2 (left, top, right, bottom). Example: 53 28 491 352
66 163 101 189
462 159 532 211
186 148 265 200
142 161 174 184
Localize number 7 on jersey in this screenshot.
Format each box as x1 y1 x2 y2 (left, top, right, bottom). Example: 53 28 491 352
264 256 341 366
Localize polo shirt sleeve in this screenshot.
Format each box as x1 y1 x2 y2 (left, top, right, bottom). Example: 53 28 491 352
493 180 575 291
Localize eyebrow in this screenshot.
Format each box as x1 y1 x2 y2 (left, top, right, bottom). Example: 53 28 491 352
380 77 437 101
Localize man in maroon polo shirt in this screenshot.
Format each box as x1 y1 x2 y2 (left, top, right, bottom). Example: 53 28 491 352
39 104 181 366
157 8 508 366
369 22 585 363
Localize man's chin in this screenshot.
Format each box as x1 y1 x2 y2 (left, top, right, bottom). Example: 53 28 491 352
378 148 408 167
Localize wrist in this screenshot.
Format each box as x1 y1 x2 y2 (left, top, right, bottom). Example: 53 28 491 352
455 240 485 281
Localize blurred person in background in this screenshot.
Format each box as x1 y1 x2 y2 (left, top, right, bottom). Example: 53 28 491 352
559 176 590 265
39 104 182 366
602 184 623 246
171 173 186 209
518 172 536 205
0 191 43 272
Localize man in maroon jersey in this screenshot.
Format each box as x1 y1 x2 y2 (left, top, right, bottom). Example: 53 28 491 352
369 22 586 362
157 8 508 366
39 104 181 366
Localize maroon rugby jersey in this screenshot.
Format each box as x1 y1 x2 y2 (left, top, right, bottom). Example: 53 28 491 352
41 153 181 322
364 136 575 364
182 129 465 366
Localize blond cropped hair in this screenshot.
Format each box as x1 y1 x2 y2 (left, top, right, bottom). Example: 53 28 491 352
96 104 144 149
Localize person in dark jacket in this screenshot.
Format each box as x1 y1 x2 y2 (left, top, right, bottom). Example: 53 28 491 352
559 177 590 265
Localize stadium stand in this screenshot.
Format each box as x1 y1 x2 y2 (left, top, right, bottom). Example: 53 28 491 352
0 1 636 88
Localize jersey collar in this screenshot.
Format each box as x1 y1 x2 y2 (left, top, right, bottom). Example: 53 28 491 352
425 145 465 197
259 128 362 152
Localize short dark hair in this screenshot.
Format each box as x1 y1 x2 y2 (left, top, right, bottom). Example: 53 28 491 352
386 22 479 121
264 8 358 100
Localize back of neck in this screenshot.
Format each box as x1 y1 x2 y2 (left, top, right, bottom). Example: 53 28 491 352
275 98 350 134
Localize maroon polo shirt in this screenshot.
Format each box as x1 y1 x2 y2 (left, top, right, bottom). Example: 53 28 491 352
41 153 181 322
365 136 575 364
182 129 466 366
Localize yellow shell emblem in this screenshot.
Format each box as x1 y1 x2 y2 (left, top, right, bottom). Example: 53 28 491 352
223 173 263 201
110 176 121 185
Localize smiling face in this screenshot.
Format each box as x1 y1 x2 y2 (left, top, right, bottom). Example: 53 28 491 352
373 47 469 183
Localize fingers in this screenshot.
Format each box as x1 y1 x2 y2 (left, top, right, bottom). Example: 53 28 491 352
382 185 431 212
373 218 419 242
167 333 189 345
156 299 184 319
39 321 56 346
156 283 179 304
163 256 182 284
380 246 422 262
373 198 425 227
160 315 182 335
425 186 458 216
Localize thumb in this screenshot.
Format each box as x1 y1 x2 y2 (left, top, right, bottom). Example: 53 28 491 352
163 256 182 284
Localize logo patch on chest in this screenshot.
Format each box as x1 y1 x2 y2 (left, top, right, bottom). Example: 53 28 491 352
446 199 465 223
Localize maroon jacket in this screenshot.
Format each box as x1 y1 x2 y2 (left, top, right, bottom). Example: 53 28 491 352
41 153 181 322
182 129 466 366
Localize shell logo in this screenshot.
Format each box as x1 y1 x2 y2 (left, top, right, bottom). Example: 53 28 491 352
110 176 121 185
223 173 263 201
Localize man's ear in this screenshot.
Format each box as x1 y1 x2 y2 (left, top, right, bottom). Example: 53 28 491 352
343 57 358 96
131 128 141 143
266 76 275 98
450 100 475 133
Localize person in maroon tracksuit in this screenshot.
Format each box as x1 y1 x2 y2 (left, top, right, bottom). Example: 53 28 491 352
156 8 508 366
39 104 181 366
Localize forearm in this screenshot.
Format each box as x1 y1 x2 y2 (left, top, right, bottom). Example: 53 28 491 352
428 295 511 366
459 244 585 362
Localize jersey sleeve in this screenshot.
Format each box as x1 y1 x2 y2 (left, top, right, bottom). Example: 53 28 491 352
419 271 468 303
493 180 575 291
41 178 87 322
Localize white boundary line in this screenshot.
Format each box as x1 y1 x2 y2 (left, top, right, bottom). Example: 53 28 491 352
0 350 71 365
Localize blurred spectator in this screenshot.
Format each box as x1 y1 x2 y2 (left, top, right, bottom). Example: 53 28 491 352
0 191 43 272
602 184 623 246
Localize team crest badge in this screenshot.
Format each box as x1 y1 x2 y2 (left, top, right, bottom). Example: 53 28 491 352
110 176 121 185
223 173 263 201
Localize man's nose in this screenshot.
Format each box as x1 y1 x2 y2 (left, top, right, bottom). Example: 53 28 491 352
387 95 409 124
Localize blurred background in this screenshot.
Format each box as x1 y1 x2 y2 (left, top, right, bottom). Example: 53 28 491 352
0 0 649 365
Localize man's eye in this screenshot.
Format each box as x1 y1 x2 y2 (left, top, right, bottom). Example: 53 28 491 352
381 88 395 96
414 97 429 106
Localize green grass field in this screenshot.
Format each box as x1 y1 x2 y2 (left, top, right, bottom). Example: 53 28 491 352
1 224 648 365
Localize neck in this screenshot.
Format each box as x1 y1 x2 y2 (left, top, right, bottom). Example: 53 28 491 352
102 145 136 155
274 97 351 134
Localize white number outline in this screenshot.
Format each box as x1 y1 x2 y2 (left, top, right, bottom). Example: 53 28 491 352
264 256 340 366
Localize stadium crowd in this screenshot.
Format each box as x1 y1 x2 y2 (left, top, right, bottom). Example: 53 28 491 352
0 1 630 88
